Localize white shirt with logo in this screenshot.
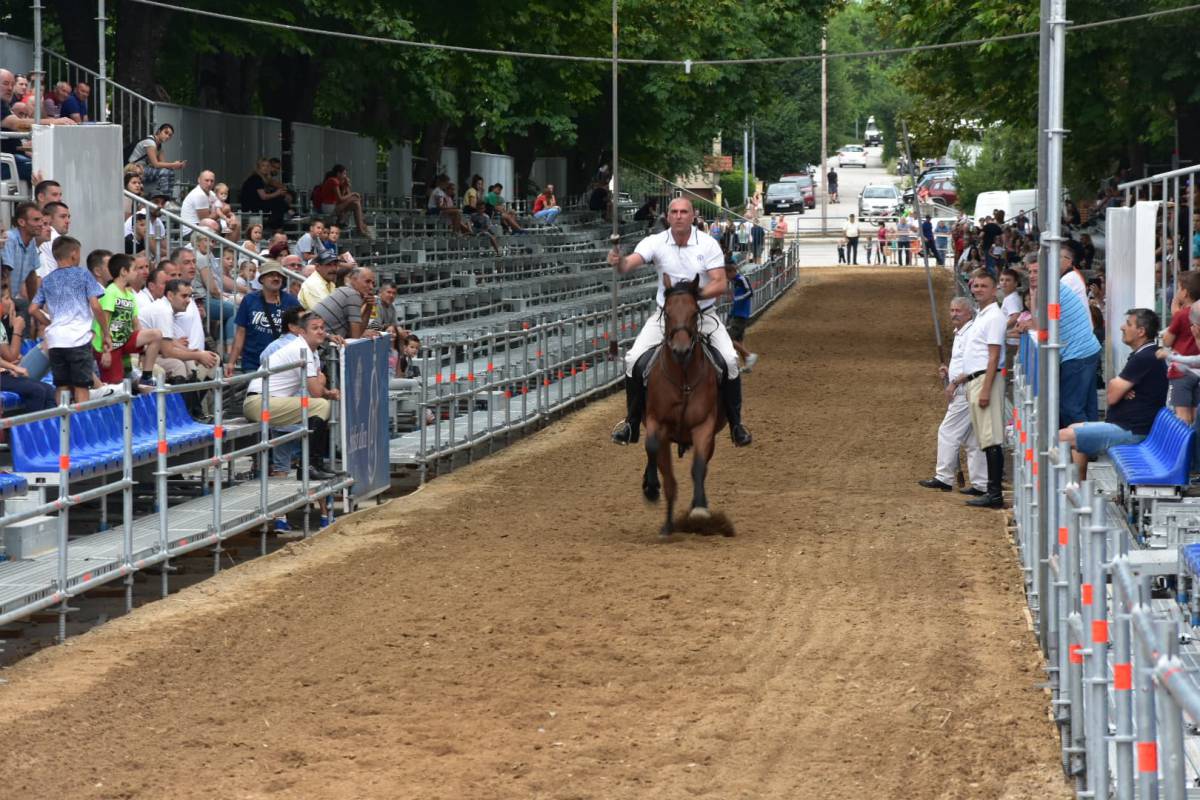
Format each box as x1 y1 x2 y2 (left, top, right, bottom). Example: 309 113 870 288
633 228 724 310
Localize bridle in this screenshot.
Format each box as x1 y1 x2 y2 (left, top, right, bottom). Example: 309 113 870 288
660 288 704 396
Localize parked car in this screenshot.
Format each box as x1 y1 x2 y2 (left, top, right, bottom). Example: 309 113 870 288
902 168 958 204
858 183 904 221
779 174 816 209
864 116 883 147
921 177 958 207
763 181 806 214
837 145 867 168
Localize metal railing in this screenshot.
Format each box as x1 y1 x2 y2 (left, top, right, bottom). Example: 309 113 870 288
39 45 155 138
0 355 348 636
1119 164 1199 315
1010 329 1200 798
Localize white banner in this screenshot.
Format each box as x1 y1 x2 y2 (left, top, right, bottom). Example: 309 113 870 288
1105 201 1160 381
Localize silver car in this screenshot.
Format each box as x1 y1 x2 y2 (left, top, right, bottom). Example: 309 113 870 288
858 184 903 221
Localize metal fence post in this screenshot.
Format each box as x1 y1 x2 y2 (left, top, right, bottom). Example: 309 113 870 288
259 356 271 555
1157 625 1186 800
1111 556 1135 800
155 380 169 598
211 374 224 574
1085 484 1109 799
55 401 70 642
122 387 135 613
300 351 311 538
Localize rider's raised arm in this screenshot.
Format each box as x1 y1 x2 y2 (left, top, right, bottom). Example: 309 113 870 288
607 244 647 274
701 266 727 299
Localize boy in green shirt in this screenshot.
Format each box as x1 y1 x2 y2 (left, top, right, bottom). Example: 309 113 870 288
93 253 162 389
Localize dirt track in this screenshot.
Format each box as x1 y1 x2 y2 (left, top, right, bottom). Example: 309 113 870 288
0 268 1068 799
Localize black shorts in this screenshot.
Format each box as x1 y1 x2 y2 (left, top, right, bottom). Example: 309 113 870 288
727 316 748 342
48 344 96 389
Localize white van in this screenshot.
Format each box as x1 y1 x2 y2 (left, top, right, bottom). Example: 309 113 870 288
973 189 1036 223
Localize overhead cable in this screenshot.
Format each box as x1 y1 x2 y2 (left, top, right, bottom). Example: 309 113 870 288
128 0 1200 68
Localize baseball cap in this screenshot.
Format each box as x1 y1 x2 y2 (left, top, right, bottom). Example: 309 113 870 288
316 249 339 265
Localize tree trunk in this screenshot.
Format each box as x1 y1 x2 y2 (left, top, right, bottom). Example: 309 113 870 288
55 0 100 73
113 0 172 99
418 120 449 197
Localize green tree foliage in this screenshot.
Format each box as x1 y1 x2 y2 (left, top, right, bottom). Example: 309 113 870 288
953 125 1037 213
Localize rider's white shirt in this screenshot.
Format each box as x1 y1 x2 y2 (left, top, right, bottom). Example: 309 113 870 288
634 228 724 310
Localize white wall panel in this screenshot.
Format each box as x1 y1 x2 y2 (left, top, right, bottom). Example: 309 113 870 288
530 157 567 196
386 142 413 200
469 152 515 198
1105 202 1159 381
32 124 124 254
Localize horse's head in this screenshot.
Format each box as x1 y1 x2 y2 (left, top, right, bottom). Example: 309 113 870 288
662 274 701 365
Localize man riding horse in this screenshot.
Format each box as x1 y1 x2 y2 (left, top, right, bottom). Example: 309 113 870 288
607 196 752 448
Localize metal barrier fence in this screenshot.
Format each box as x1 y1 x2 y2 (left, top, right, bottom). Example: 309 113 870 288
395 243 800 477
1119 164 1200 316
0 355 348 637
1011 330 1200 798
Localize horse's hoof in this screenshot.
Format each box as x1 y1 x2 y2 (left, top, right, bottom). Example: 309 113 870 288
643 483 660 503
689 507 711 520
660 523 673 537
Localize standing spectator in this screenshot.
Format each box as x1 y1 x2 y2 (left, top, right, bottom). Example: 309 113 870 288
36 200 70 278
532 184 562 225
1062 309 1167 478
921 214 943 265
1027 262 1101 427
842 214 860 264
959 269 1007 508
724 258 759 372
1163 271 1200 424
312 267 380 339
240 158 291 230
770 215 787 259
29 236 108 403
241 311 341 481
895 215 913 266
128 124 185 200
225 261 301 375
3 202 43 305
980 211 1004 275
298 250 339 310
634 198 658 228
918 297 988 495
92 254 161 390
877 220 889 264
313 164 370 237
59 81 89 123
86 248 113 286
750 219 765 263
122 171 145 220
826 167 839 203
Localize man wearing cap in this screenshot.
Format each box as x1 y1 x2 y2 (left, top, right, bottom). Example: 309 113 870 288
298 249 339 310
313 266 380 340
225 260 302 375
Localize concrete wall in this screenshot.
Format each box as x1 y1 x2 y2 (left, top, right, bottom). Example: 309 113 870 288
33 124 124 255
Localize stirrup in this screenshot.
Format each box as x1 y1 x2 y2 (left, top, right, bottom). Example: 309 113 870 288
611 419 635 445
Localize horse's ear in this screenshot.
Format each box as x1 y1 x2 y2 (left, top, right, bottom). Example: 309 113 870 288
663 274 673 290
691 275 701 293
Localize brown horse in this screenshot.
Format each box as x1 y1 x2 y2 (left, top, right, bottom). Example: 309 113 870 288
642 274 727 536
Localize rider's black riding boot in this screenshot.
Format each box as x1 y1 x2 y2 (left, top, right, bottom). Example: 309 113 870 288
722 375 752 447
611 376 645 445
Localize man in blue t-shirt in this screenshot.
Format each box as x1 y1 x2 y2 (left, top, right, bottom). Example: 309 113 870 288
1059 307 1167 478
724 257 759 372
59 82 90 123
224 262 301 375
1028 260 1102 425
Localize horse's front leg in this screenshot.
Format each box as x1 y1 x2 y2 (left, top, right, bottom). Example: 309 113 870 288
657 438 676 536
643 426 661 503
689 417 716 519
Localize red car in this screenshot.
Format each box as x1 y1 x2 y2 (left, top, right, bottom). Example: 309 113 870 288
919 177 958 207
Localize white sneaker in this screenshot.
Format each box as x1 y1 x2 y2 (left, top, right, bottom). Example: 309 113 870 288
89 384 121 399
743 353 759 372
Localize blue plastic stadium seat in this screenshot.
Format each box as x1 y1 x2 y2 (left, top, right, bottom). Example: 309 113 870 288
0 390 23 412
1185 543 1200 577
166 394 212 443
0 471 27 497
1109 408 1194 486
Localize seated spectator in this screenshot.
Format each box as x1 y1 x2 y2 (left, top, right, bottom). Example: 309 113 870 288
1060 308 1167 478
12 74 29 104
29 236 107 403
298 249 339 310
467 201 501 255
313 164 370 237
127 123 185 200
427 174 471 235
242 310 341 480
242 222 265 255
137 264 213 381
368 280 404 337
225 261 301 375
483 183 523 233
181 170 229 234
397 333 422 378
36 200 69 278
59 81 89 123
236 260 257 295
93 254 161 391
125 193 169 261
588 180 611 221
0 70 75 182
240 157 291 230
296 219 327 263
532 184 561 225
43 81 70 118
1162 273 1200 425
183 236 237 347
0 293 54 410
312 267 379 340
4 202 44 306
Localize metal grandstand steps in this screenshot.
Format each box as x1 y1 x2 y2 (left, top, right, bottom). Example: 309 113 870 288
0 478 345 625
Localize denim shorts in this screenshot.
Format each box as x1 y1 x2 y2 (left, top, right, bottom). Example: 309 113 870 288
1170 372 1200 409
1072 422 1143 456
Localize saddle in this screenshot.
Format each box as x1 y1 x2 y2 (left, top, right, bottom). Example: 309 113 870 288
639 340 727 386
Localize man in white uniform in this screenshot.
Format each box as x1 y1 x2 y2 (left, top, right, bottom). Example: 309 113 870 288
607 196 751 447
958 268 1008 508
918 297 988 494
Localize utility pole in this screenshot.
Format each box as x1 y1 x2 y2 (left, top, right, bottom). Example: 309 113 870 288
609 0 619 359
742 125 749 212
750 121 756 187
97 0 107 123
32 0 43 125
819 33 828 235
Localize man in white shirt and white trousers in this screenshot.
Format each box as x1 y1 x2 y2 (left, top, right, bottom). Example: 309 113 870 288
918 296 988 494
607 197 752 447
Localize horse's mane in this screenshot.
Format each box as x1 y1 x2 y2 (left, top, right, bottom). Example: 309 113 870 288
664 281 700 300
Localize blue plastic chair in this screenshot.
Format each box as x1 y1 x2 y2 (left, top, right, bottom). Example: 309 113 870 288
1109 408 1194 486
0 471 28 497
